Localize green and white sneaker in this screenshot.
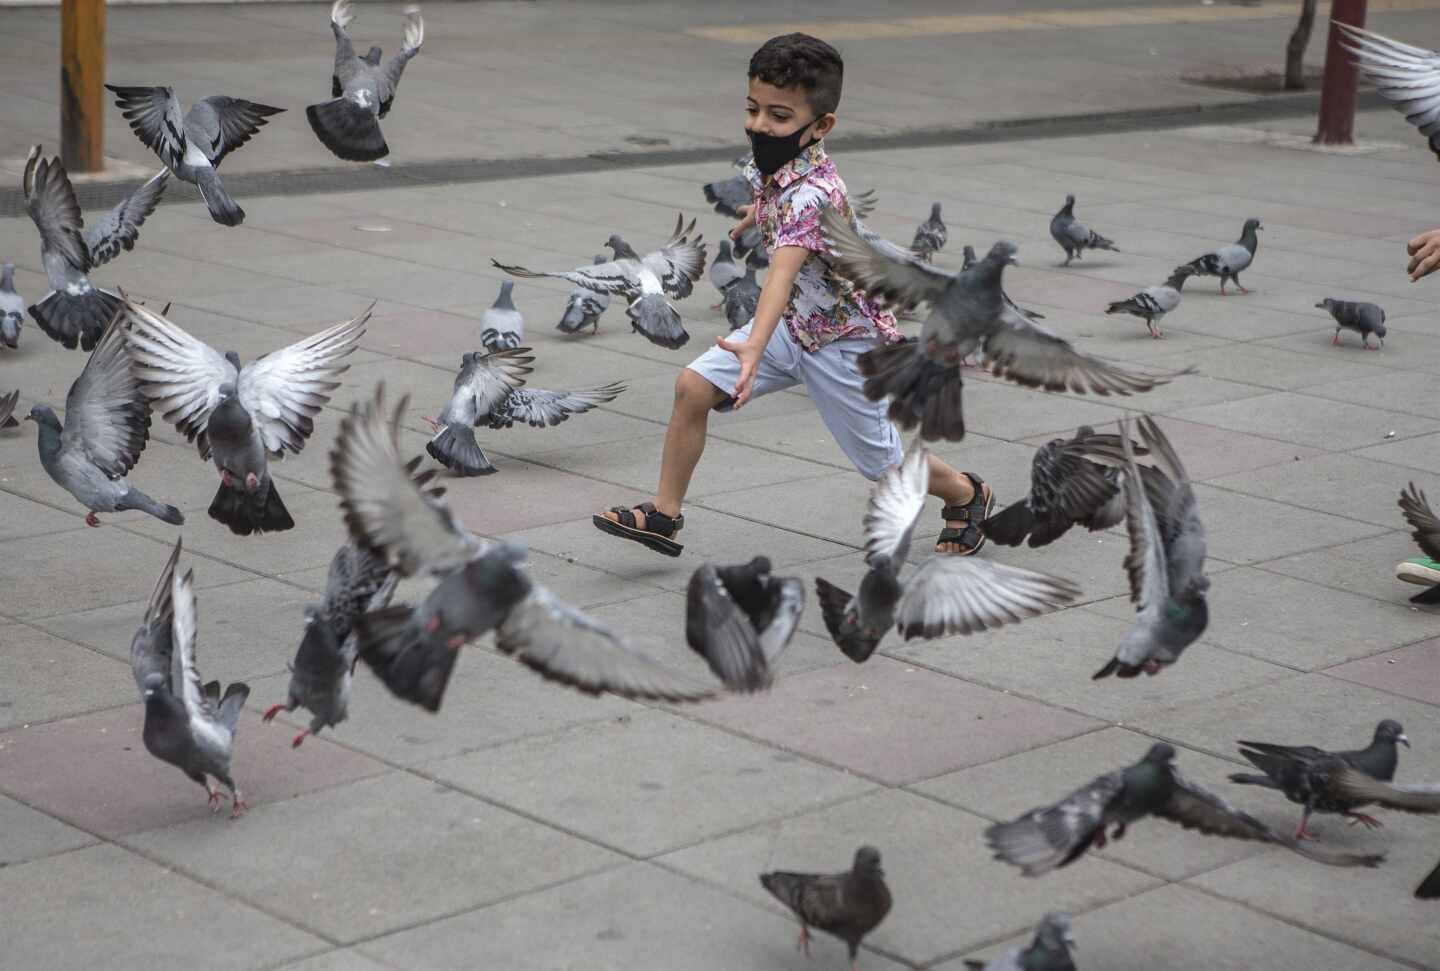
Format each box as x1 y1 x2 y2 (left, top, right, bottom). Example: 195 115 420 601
1396 556 1440 586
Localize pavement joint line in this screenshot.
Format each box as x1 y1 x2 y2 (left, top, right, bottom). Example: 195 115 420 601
1194 478 1406 530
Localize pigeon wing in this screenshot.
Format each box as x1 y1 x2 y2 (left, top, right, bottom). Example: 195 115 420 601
1399 482 1440 561
757 576 805 667
23 148 90 273
124 301 234 458
169 566 214 723
822 207 953 308
491 257 641 296
489 382 625 430
686 564 768 692
1118 415 1170 616
106 86 188 172
1341 24 1440 157
328 0 362 95
895 556 1081 639
62 316 151 478
185 96 286 167
986 771 1123 876
641 215 708 298
863 438 929 566
1327 765 1440 814
983 311 1193 396
131 538 183 697
84 170 168 269
376 7 423 114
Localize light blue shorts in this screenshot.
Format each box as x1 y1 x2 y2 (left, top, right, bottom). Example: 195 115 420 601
686 320 903 481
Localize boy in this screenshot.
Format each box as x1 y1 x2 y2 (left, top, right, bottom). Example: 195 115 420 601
594 33 993 557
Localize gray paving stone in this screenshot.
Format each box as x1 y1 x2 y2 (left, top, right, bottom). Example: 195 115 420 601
1144 342 1393 392
1205 452 1422 527
272 951 400 971
1324 638 1440 708
0 793 95 867
1355 429 1440 475
1177 484 1385 567
1258 530 1426 607
0 624 133 730
1171 391 1440 452
0 489 89 541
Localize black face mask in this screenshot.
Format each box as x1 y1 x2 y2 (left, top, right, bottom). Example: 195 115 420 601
748 118 819 177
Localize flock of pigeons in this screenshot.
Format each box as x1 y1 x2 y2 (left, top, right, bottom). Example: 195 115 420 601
3 16 1440 969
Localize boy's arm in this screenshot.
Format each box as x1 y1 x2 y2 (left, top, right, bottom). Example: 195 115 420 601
715 245 808 409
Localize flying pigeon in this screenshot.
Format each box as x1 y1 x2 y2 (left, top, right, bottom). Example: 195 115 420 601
1317 298 1386 349
822 209 1190 441
130 538 250 817
759 846 892 971
911 202 947 261
1049 194 1118 266
1106 267 1194 339
1398 482 1440 605
493 214 707 350
722 264 761 331
686 557 803 692
814 442 1081 663
480 281 524 353
331 385 716 711
26 320 182 527
306 0 423 163
1228 720 1413 839
21 146 167 350
125 300 369 535
710 239 744 305
1179 218 1262 294
556 255 611 335
1340 24 1440 160
1 261 24 349
987 742 1384 876
263 539 397 747
0 389 21 430
962 244 1045 322
106 84 284 227
702 153 754 219
962 913 1076 971
423 346 625 477
1420 858 1440 899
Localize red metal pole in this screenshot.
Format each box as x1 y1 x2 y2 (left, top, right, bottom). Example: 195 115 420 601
1314 0 1367 145
61 0 105 173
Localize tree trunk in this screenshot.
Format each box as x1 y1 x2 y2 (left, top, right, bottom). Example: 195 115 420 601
1285 0 1320 90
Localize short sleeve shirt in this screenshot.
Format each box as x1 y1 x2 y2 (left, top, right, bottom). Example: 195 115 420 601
744 142 901 353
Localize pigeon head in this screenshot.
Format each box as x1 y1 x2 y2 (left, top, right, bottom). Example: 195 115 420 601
747 555 772 577
1244 218 1263 233
25 403 60 429
0 261 13 288
961 244 977 269
218 382 238 400
1142 742 1177 765
852 845 883 875
1315 298 1336 311
1063 193 1076 208
930 202 942 219
0 313 19 348
363 45 383 66
1373 319 1388 341
223 349 242 374
1376 719 1409 748
718 239 733 260
140 670 167 698
984 241 1019 267
1035 912 1076 952
605 235 640 261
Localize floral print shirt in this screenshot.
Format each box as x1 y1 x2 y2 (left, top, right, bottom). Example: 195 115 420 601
744 142 901 353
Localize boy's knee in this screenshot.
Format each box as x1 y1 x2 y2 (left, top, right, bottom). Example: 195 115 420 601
674 368 725 413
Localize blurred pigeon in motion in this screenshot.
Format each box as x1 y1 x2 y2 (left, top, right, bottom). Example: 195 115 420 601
556 255 611 335
962 913 1076 971
1341 24 1440 160
1091 415 1208 680
263 539 397 747
130 539 250 817
424 346 625 476
0 389 19 429
22 145 167 350
479 281 524 352
494 214 707 350
912 202 947 261
1419 858 1440 899
722 264 761 331
331 385 715 711
823 209 1191 441
734 223 770 269
307 0 423 163
686 556 803 692
26 321 182 527
1317 298 1386 349
1179 218 1261 294
963 244 1045 322
1 261 24 349
1107 267 1193 339
1050 194 1117 266
709 239 743 306
126 300 369 535
987 742 1383 877
107 84 284 227
760 846 891 971
702 153 754 219
1228 720 1412 839
814 442 1081 663
1398 482 1440 604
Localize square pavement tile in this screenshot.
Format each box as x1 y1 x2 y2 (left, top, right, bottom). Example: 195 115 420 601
1169 392 1440 452
1258 530 1427 607
1355 430 1440 476
0 843 325 971
1323 638 1440 707
691 656 1102 786
0 705 389 837
0 792 95 867
659 788 1158 967
1185 483 1387 565
0 624 134 729
1299 368 1440 422
273 951 399 971
1205 452 1423 527
426 708 875 857
123 772 624 944
0 489 86 541
1140 343 1392 393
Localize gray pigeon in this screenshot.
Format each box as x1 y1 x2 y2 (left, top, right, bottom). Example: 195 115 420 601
556 255 611 335
1398 482 1440 605
1050 194 1118 266
702 154 754 219
722 264 761 331
131 538 250 817
1317 298 1386 349
262 539 397 747
733 222 770 269
1107 267 1194 339
0 389 19 430
26 321 182 527
22 146 167 350
986 742 1383 876
963 913 1076 971
424 346 625 477
759 846 892 971
1091 415 1208 680
814 442 1081 663
709 239 744 304
494 214 707 350
480 281 524 353
125 300 369 535
1228 720 1414 839
1 261 24 349
686 557 803 692
962 244 1045 322
1179 218 1262 294
823 209 1191 441
1341 25 1440 161
912 202 947 261
107 84 284 227
332 385 716 712
306 0 422 163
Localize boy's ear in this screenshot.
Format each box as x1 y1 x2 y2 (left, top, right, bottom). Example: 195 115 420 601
812 112 837 139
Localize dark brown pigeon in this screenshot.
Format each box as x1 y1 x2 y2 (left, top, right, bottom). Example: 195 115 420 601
760 846 892 971
686 557 803 692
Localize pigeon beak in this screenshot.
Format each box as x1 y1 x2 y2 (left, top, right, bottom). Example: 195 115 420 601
1008 256 1020 266
1399 733 1411 748
1065 933 1077 949
1314 302 1325 309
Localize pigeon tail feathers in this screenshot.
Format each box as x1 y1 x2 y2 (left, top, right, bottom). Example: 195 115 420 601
306 98 389 162
119 486 185 526
627 293 689 349
857 341 967 441
814 577 881 663
28 287 123 351
426 424 496 476
207 480 293 535
355 606 458 712
194 166 244 227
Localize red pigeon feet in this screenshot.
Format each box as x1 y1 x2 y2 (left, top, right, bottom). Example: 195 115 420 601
261 703 286 723
231 793 249 819
244 472 259 492
292 731 309 749
84 511 100 527
1345 812 1382 829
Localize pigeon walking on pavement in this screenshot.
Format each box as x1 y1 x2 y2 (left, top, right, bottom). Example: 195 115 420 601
1341 24 1440 160
26 320 183 527
1317 298 1386 349
0 389 19 430
1106 267 1194 339
125 300 369 535
986 742 1384 876
722 264 761 331
106 84 284 227
1 261 24 349
22 145 167 350
709 239 744 306
759 846 892 971
814 442 1081 663
556 256 612 335
1179 218 1262 294
131 539 250 817
962 913 1076 971
424 346 626 476
1050 194 1118 266
686 557 803 692
479 281 524 352
1398 482 1440 604
306 0 423 163
911 202 947 261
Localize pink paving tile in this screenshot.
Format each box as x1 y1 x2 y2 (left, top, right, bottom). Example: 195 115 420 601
1324 638 1440 706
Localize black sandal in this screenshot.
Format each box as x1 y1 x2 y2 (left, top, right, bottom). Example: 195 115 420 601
593 502 685 557
936 474 994 556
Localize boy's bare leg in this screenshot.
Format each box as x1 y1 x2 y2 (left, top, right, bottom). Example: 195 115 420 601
928 453 986 555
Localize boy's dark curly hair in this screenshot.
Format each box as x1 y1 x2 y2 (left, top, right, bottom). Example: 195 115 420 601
748 33 843 116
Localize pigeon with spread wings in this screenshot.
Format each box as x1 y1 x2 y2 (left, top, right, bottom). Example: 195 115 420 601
307 0 423 162
686 557 803 692
1341 24 1440 160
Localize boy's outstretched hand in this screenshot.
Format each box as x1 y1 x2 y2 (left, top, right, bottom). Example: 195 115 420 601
1409 229 1440 281
716 333 763 409
731 204 757 241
